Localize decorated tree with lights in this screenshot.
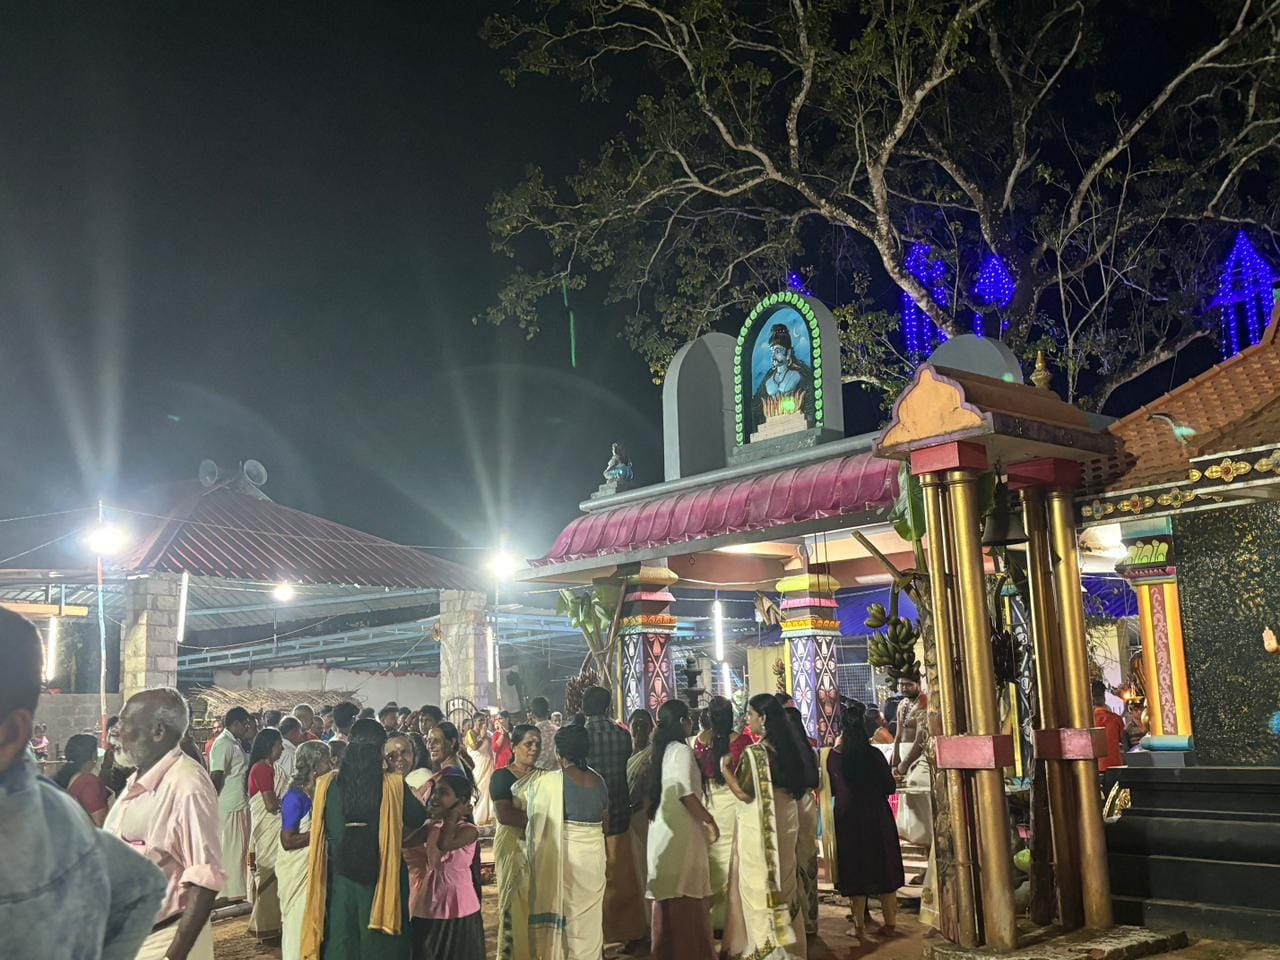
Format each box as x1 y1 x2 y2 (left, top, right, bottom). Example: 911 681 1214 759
483 0 1280 407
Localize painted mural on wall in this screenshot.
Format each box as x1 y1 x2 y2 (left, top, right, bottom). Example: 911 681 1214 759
734 291 837 446
1175 500 1280 766
750 310 814 429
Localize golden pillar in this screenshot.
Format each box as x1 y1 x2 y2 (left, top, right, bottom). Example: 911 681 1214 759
1020 488 1083 929
946 470 1019 951
1046 488 1114 929
921 473 978 948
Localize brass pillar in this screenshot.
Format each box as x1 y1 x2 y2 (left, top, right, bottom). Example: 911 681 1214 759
1046 488 1114 929
921 474 978 948
1020 488 1083 929
945 471 1019 951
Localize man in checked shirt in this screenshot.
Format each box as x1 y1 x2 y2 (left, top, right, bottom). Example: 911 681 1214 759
583 685 648 951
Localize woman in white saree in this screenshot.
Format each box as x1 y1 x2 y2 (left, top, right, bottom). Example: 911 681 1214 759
719 693 811 960
245 729 285 942
276 741 331 960
515 724 608 960
491 724 545 960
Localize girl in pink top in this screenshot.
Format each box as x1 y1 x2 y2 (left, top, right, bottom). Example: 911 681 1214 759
406 773 484 960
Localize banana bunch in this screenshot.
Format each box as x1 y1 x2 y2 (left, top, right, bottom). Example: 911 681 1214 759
865 599 921 689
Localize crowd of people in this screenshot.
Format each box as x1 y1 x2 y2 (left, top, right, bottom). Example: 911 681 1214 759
1 603 918 960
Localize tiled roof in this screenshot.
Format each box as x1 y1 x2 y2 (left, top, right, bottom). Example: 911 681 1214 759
1081 306 1280 495
533 451 898 568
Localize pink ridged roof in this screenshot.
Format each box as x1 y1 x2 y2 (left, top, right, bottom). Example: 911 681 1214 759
534 451 898 567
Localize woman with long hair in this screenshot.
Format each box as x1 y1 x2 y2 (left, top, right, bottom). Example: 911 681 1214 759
827 702 903 940
625 707 655 932
719 693 810 960
278 741 331 960
462 713 495 825
693 696 738 934
300 717 428 959
412 774 484 960
517 723 608 960
55 733 112 825
491 723 542 960
784 706 821 937
418 722 472 807
247 727 285 942
645 699 719 960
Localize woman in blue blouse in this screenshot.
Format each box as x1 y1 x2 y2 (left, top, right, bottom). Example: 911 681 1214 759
277 740 331 960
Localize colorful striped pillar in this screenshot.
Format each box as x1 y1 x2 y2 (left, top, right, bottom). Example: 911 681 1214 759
615 564 679 719
778 569 842 746
1117 525 1192 738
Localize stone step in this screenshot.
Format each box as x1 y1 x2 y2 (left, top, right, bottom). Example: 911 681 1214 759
1113 895 1280 946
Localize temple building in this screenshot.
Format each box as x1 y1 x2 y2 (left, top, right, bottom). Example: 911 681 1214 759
1080 301 1280 942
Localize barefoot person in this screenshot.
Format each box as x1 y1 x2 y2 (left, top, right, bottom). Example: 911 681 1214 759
828 702 904 941
209 706 253 902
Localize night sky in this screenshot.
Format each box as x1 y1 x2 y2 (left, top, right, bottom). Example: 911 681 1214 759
0 3 662 565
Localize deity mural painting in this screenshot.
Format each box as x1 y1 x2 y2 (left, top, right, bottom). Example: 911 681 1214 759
750 312 814 434
734 290 840 448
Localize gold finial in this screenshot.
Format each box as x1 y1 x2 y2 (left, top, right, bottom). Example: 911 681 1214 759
1031 350 1053 391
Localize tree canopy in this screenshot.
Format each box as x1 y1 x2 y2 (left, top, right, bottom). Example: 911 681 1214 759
482 0 1280 408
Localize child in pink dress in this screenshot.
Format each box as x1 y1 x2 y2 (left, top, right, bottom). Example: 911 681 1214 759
406 773 484 960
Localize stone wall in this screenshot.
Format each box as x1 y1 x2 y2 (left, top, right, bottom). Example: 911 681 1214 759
1175 501 1280 766
35 692 124 758
438 589 491 710
121 573 182 699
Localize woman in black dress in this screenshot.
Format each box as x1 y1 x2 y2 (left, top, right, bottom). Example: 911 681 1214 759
826 701 904 939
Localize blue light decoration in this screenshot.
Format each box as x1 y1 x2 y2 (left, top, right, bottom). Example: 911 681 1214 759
901 242 949 358
1213 230 1274 358
787 271 813 296
972 253 1015 337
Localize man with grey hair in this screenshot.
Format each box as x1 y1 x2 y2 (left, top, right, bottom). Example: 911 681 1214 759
105 687 226 960
0 608 166 960
293 702 321 741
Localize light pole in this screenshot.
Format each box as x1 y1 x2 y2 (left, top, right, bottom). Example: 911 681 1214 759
84 506 129 745
485 551 521 706
272 582 295 656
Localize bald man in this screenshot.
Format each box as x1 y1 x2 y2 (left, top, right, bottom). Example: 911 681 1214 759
0 608 166 959
105 687 226 960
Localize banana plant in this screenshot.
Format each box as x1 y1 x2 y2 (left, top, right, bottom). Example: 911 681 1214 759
557 583 622 688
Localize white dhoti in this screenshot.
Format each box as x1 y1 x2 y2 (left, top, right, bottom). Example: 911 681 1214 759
219 806 250 901
134 921 214 960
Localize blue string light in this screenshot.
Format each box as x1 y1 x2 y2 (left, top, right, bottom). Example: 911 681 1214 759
787 272 813 296
1213 230 1274 358
901 242 949 358
973 254 1015 337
